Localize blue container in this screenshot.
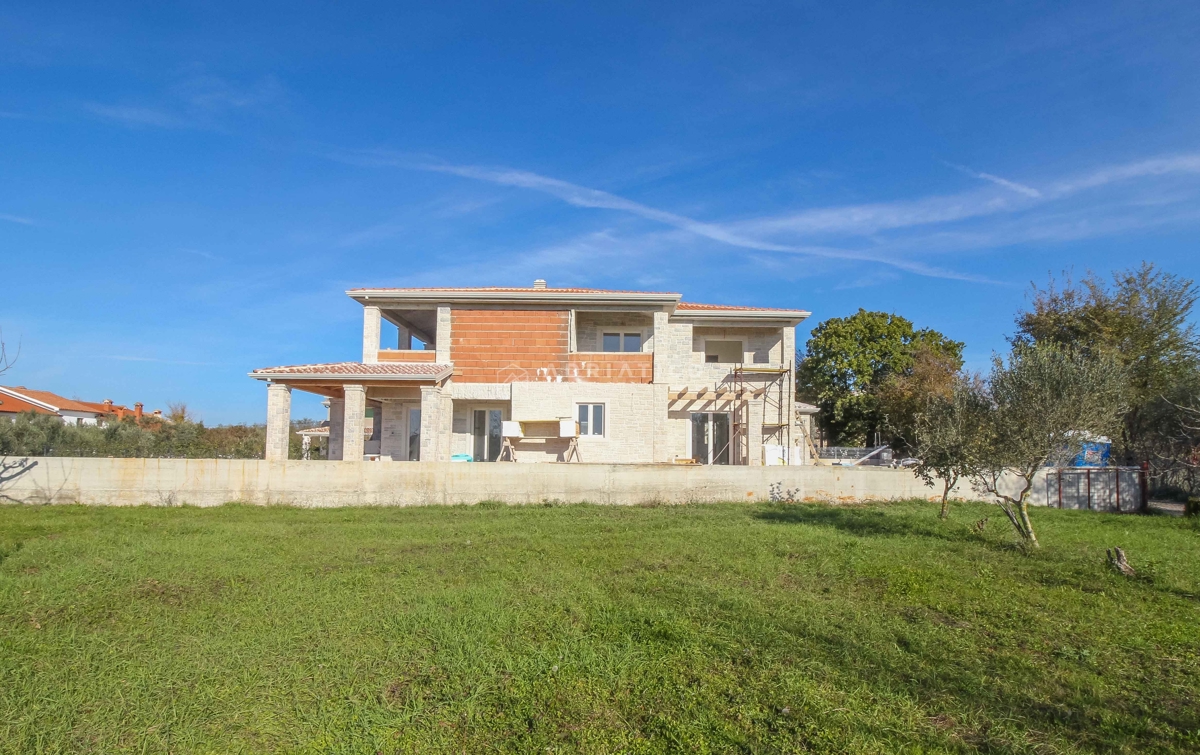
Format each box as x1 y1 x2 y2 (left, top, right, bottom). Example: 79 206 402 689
1072 441 1111 467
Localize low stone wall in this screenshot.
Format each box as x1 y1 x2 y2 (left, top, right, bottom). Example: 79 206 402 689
0 457 989 507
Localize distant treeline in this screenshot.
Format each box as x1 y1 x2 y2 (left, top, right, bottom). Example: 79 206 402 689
0 412 318 460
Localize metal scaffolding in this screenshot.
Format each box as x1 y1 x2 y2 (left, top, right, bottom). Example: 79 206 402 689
730 365 792 465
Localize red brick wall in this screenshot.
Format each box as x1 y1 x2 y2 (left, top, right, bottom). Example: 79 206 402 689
451 309 570 383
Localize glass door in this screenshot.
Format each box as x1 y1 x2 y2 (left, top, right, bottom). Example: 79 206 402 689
473 409 504 462
691 413 709 463
690 412 731 465
712 413 731 465
407 407 421 461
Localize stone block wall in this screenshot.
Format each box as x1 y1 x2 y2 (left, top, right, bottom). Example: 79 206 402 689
510 382 660 463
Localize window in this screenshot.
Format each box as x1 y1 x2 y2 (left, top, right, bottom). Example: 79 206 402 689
577 403 605 436
407 408 421 461
602 332 642 352
704 340 743 364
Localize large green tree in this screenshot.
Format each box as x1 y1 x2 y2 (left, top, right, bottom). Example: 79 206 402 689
1014 263 1200 464
797 309 963 446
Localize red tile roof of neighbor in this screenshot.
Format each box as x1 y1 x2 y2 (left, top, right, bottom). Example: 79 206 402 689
0 393 56 415
0 386 97 413
250 362 453 379
0 386 154 418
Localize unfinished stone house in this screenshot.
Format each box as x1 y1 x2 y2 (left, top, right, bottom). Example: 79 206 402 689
250 282 814 465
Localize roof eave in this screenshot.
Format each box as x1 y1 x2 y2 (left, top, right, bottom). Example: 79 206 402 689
248 366 454 382
673 309 811 325
347 289 682 308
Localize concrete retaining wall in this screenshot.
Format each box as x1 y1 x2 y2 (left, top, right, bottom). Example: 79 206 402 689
0 457 1003 508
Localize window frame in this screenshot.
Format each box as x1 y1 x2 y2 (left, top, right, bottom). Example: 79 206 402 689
600 330 644 353
576 403 605 437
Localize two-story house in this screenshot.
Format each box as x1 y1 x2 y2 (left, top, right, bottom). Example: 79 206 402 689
250 281 812 465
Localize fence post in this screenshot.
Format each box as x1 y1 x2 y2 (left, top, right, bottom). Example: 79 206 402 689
1115 467 1120 511
1139 461 1149 514
1086 468 1092 510
1057 468 1063 508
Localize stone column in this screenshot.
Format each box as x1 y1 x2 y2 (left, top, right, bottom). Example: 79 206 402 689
342 384 367 461
363 306 381 364
396 324 410 350
420 385 451 461
748 396 765 466
327 399 345 460
265 383 292 461
651 311 669 384
435 305 452 363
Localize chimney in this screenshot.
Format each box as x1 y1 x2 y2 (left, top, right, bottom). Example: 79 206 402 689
152 409 163 419
103 399 113 412
532 279 547 289
134 402 144 420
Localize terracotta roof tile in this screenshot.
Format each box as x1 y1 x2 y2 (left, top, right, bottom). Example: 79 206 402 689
0 393 56 415
0 386 98 413
250 361 452 379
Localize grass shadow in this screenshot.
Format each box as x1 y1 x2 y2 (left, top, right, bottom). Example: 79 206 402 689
752 502 980 545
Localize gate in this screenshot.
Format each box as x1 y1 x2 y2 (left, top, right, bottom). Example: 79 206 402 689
1045 466 1148 513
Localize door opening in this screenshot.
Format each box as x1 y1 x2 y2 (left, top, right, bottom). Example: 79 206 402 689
473 409 504 462
690 412 731 465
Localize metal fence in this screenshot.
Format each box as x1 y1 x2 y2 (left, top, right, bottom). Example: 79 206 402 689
1045 466 1148 512
816 446 893 465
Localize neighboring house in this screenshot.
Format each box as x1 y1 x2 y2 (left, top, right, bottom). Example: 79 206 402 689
0 386 159 424
250 281 813 465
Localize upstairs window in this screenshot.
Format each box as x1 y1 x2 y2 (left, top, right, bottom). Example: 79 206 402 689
602 332 642 352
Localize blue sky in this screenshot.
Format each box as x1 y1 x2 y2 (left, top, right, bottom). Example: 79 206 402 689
3 1 1200 423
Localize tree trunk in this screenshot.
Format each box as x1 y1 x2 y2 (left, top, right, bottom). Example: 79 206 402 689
1018 499 1039 547
939 474 957 519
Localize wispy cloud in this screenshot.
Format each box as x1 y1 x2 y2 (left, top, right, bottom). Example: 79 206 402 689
0 213 34 225
414 161 993 282
327 146 1200 285
178 248 224 262
102 355 217 366
1047 154 1200 196
944 161 1042 198
84 73 285 131
85 103 185 128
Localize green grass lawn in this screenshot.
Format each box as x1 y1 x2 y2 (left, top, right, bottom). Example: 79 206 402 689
1 501 1198 754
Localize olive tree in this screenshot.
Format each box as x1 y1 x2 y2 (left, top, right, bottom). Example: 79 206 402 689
911 374 991 519
972 343 1127 547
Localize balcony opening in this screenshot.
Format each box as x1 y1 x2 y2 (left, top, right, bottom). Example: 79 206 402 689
379 308 438 354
